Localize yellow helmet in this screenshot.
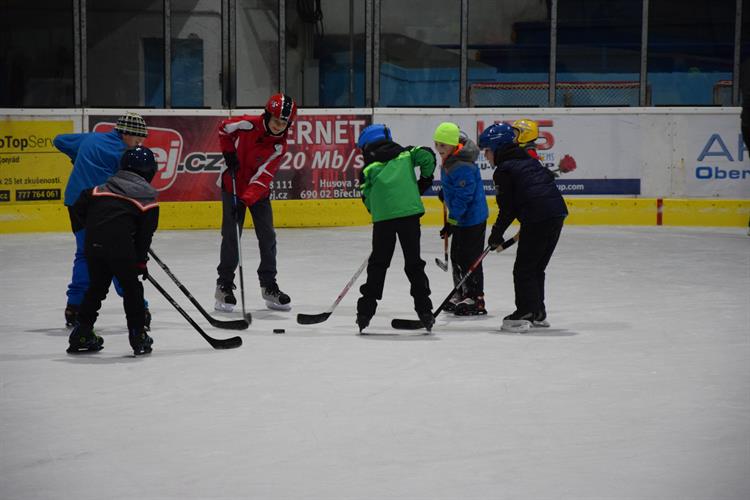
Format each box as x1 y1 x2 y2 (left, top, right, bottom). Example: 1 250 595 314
512 118 539 144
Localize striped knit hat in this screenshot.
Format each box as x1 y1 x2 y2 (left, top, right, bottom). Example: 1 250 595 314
115 112 148 137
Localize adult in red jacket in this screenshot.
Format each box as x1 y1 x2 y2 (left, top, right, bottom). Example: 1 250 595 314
215 93 296 312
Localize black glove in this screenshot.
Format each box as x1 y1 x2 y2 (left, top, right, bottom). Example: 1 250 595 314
135 262 148 281
223 152 240 175
437 189 444 202
439 223 453 240
488 225 505 250
417 175 434 194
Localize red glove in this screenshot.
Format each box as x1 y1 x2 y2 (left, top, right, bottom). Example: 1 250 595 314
558 154 577 173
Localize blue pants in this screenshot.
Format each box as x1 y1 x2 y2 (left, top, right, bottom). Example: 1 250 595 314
66 207 148 308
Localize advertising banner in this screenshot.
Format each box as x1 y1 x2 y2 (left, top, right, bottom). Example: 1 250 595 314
375 112 642 196
91 114 370 202
675 115 750 198
0 120 74 204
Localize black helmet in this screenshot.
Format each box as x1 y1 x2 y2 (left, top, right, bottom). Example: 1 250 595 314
120 147 157 182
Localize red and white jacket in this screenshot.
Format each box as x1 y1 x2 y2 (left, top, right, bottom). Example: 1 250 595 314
218 114 288 206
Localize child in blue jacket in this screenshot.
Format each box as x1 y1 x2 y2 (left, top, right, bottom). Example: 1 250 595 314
434 122 489 315
54 112 149 327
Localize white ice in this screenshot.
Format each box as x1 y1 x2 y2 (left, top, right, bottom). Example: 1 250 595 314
1 225 749 500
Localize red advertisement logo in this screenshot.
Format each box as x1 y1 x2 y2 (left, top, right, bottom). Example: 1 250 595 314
92 122 185 191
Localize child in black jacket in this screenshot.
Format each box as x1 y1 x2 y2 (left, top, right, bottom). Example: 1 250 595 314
67 147 160 355
479 123 568 333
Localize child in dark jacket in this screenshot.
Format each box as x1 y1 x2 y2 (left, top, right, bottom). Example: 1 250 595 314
479 123 568 333
67 147 160 355
355 124 437 333
433 122 489 315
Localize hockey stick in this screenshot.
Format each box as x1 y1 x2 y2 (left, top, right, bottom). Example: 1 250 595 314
145 275 242 349
391 232 519 330
231 175 252 323
148 249 249 330
435 203 449 272
297 255 369 325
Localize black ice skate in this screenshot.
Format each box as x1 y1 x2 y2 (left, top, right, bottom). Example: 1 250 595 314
64 304 79 328
418 311 435 332
144 307 152 331
443 293 464 313
454 296 487 316
532 310 550 328
356 314 371 333
214 282 237 312
501 311 534 333
261 283 291 311
66 325 103 354
129 327 153 356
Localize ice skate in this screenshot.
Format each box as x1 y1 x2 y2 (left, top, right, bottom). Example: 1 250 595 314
418 311 435 332
443 293 463 313
64 304 79 328
214 282 237 312
129 327 153 356
501 311 534 333
356 314 371 333
454 296 487 316
66 325 103 354
532 310 550 328
144 307 152 331
261 283 291 311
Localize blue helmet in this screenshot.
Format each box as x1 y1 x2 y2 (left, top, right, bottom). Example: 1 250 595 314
477 123 518 152
121 146 157 182
356 124 392 149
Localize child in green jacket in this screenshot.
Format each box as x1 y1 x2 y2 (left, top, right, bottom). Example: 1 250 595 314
355 124 437 332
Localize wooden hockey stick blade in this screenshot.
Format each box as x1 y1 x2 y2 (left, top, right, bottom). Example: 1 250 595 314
205 316 250 330
296 311 332 325
208 335 243 349
391 318 427 330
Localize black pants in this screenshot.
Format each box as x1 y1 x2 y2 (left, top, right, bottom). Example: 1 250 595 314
450 222 486 297
217 191 277 288
77 253 146 331
513 217 565 316
358 214 432 318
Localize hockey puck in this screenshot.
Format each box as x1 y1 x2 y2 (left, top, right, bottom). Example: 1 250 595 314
273 328 286 334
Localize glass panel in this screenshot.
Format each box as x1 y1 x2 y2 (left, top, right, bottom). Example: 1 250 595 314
0 0 74 107
236 0 279 107
286 0 365 107
379 0 461 106
87 0 164 107
647 0 735 106
556 0 642 106
467 0 551 107
171 0 223 108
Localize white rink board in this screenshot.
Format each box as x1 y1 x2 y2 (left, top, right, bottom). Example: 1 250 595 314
375 108 750 198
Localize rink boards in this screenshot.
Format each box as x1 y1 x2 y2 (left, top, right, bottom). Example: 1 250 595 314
1 107 748 233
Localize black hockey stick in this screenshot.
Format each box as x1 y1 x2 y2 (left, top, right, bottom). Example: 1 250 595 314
148 249 249 330
297 255 369 325
435 203 449 272
391 232 519 330
231 175 252 323
146 275 242 349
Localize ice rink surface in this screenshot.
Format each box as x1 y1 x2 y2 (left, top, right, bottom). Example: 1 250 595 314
1 225 748 500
